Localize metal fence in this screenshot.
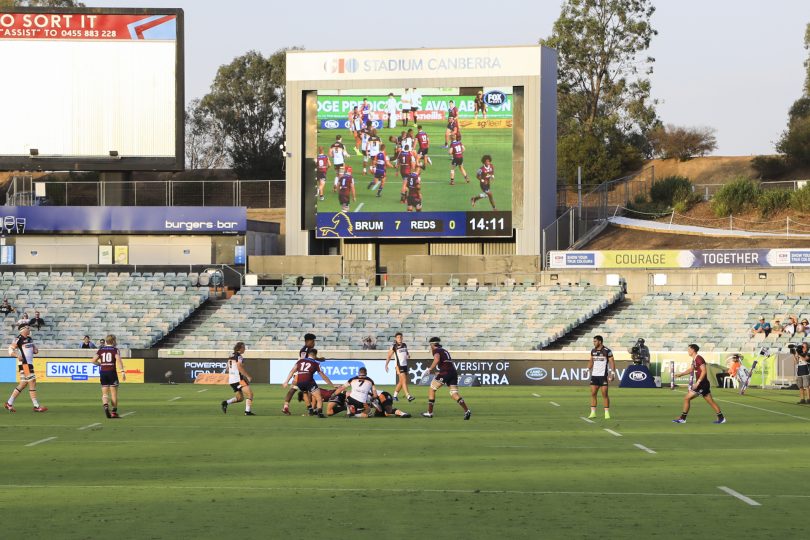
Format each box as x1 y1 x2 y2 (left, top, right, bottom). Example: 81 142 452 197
4 177 286 208
692 179 810 200
543 167 656 259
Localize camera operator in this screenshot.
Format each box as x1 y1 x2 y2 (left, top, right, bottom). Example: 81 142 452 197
630 338 651 368
716 354 742 387
793 342 810 404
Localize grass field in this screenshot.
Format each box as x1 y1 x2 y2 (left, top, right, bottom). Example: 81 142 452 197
1 383 808 539
315 120 513 213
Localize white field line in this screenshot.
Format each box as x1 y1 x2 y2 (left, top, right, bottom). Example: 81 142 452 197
604 429 622 437
354 202 364 212
197 388 209 393
531 393 541 397
168 396 182 402
718 486 761 506
633 443 656 454
120 411 136 417
580 416 595 424
712 397 810 422
25 436 57 447
78 423 102 431
549 402 560 407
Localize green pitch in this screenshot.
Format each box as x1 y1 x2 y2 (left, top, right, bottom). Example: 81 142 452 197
315 120 513 213
1 384 807 539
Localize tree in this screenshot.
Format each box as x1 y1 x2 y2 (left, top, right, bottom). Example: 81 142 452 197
185 99 228 170
777 23 810 166
649 124 717 161
540 0 658 185
201 48 294 179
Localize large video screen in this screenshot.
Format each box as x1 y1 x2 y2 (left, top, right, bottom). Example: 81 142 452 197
0 8 183 171
313 87 513 238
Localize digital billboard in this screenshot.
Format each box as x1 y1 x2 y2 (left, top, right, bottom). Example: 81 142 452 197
0 7 184 171
312 87 513 238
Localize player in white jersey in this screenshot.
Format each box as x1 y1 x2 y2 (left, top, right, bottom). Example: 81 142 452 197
329 135 349 191
401 88 412 126
385 332 414 402
221 342 255 416
360 128 371 175
587 335 616 419
4 324 47 413
332 367 378 417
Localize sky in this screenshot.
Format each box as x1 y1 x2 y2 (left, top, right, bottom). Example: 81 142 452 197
83 0 810 156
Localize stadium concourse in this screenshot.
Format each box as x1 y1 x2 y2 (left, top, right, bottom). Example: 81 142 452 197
3 269 810 354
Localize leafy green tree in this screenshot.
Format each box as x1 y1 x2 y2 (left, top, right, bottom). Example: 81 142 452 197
649 124 717 161
201 49 293 179
185 99 228 170
777 24 810 166
541 0 658 186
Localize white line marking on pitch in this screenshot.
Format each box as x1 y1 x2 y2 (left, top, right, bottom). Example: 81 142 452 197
487 445 530 448
25 436 57 447
531 393 541 397
718 486 761 506
713 398 810 422
580 416 595 424
634 443 656 454
354 202 364 212
78 423 101 431
197 388 209 393
120 411 136 417
168 396 182 402
604 429 622 437
550 402 560 407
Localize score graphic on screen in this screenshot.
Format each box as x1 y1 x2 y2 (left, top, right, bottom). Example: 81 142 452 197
313 87 513 239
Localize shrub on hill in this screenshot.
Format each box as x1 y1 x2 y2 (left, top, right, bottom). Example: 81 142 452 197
790 184 810 212
751 155 789 179
711 177 761 217
757 189 792 217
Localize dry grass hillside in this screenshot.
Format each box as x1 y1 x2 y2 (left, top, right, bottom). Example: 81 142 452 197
647 156 757 185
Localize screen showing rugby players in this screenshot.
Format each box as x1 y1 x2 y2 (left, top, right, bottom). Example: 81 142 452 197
313 87 514 238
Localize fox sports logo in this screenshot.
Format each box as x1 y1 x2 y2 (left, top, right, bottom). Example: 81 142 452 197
483 91 506 106
323 120 339 129
629 371 647 381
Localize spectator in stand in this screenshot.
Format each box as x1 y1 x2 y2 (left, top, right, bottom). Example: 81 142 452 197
80 335 96 349
751 317 771 338
799 318 810 337
716 354 742 387
98 337 106 347
16 312 30 328
0 298 16 317
772 319 783 337
29 311 45 330
783 316 797 338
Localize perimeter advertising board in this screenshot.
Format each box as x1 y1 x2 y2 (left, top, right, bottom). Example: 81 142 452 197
21 358 144 383
549 249 810 268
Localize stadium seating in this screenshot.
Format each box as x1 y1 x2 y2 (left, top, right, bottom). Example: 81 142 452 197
168 283 624 350
559 291 810 352
0 272 208 348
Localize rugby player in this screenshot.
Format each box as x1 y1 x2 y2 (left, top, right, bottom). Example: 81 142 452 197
673 344 726 424
401 170 422 212
448 135 468 185
370 390 411 417
401 88 412 126
587 335 615 419
329 135 349 190
315 146 331 201
282 348 334 417
332 367 377 417
471 155 497 210
385 331 414 401
368 143 393 197
336 166 357 213
360 126 371 175
473 90 487 119
443 100 459 147
4 325 47 413
281 333 318 414
360 98 372 138
92 334 126 418
415 124 431 168
422 337 471 420
324 386 348 416
398 144 416 181
348 106 363 153
367 128 382 178
221 341 255 416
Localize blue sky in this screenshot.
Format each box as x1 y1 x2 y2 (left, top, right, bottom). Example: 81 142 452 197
86 0 810 156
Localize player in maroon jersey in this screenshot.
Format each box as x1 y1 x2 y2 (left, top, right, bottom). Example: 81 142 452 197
422 337 471 419
471 155 497 210
315 146 331 201
415 124 431 169
91 334 126 418
444 100 459 147
447 135 468 185
401 170 422 212
282 348 334 417
673 344 726 424
368 143 394 196
336 166 357 213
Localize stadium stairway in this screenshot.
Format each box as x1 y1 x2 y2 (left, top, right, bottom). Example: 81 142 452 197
544 298 635 350
155 298 229 349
